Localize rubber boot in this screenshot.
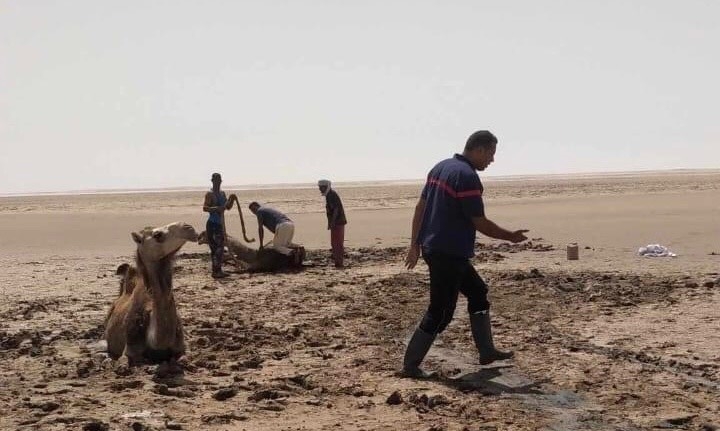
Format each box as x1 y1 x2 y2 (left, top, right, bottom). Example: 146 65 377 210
470 310 514 365
401 327 437 378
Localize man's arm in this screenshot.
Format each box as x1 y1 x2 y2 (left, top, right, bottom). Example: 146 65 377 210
473 216 528 243
327 193 340 229
225 193 237 210
329 207 340 229
257 216 264 248
405 198 426 269
203 192 219 213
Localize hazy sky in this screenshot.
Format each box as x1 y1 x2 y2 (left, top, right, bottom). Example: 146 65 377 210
2 1 718 193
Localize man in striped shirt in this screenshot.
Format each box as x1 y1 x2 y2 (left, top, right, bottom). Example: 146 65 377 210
402 130 529 378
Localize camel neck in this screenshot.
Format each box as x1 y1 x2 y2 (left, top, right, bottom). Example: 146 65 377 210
136 253 180 348
137 254 174 296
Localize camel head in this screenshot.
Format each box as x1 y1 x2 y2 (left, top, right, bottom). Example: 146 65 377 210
131 222 198 262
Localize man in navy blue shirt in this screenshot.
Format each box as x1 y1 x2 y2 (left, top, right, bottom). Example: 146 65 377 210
402 130 529 378
249 202 298 255
203 173 238 279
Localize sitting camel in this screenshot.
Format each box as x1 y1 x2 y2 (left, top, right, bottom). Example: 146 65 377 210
104 222 198 364
198 231 306 273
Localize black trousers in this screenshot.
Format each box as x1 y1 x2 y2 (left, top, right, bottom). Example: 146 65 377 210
419 251 490 335
206 220 225 272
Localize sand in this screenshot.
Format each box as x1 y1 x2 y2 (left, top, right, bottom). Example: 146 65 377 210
1 171 719 430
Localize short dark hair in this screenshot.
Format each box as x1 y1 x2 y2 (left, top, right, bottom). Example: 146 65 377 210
211 172 221 180
465 130 498 151
249 201 260 209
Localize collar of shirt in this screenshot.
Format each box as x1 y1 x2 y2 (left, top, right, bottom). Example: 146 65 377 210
453 153 476 170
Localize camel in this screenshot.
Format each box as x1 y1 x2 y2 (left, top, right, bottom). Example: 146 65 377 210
104 222 198 365
198 231 306 273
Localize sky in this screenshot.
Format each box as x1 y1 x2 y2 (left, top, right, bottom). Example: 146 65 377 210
1 0 719 194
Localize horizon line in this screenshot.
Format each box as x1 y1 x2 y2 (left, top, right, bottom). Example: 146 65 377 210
2 167 719 198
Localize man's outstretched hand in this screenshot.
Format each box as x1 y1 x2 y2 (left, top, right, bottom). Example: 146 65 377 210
509 229 529 243
405 245 420 270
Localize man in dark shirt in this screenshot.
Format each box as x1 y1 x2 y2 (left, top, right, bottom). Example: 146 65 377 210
402 130 529 378
318 179 347 268
248 202 297 255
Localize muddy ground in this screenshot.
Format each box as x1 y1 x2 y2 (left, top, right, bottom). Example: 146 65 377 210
1 242 719 430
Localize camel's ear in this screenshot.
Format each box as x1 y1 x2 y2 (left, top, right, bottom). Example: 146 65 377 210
116 263 130 276
131 232 143 244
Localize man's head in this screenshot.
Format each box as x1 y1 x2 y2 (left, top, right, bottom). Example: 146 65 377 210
211 173 222 187
248 201 260 214
463 130 497 171
318 179 331 196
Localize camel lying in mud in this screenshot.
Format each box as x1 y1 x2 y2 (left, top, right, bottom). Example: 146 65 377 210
198 231 306 273
104 222 198 364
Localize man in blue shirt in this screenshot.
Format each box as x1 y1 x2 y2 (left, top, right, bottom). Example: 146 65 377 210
203 173 238 279
402 130 529 378
249 202 298 256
